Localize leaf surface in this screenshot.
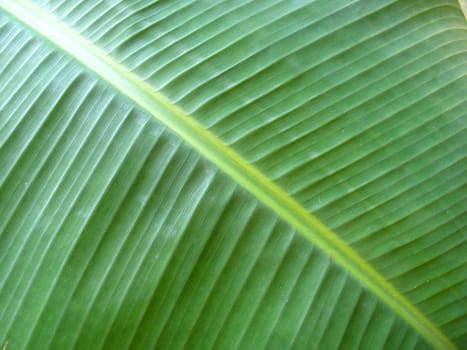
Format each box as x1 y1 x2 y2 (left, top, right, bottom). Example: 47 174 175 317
0 0 466 349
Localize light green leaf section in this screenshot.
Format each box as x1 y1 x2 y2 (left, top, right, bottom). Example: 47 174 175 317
0 0 465 349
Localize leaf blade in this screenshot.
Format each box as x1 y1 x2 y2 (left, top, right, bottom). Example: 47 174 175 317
0 0 465 348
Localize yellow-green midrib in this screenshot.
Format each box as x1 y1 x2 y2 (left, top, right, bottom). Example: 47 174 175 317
0 0 458 349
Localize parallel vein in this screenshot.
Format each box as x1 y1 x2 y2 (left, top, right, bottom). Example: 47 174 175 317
0 0 456 349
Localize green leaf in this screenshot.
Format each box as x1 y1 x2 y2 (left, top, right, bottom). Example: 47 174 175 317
0 0 465 349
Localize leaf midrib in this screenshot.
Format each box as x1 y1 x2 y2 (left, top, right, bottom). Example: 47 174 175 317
0 1 456 349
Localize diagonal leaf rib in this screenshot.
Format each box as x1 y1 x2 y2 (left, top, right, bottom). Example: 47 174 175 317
0 1 457 349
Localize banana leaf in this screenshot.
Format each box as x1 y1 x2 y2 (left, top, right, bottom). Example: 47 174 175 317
0 0 466 349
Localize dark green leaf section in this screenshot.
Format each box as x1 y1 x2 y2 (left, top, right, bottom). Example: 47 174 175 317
31 0 467 345
0 18 430 350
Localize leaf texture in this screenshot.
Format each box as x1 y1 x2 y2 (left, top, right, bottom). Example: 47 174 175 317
0 0 466 349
